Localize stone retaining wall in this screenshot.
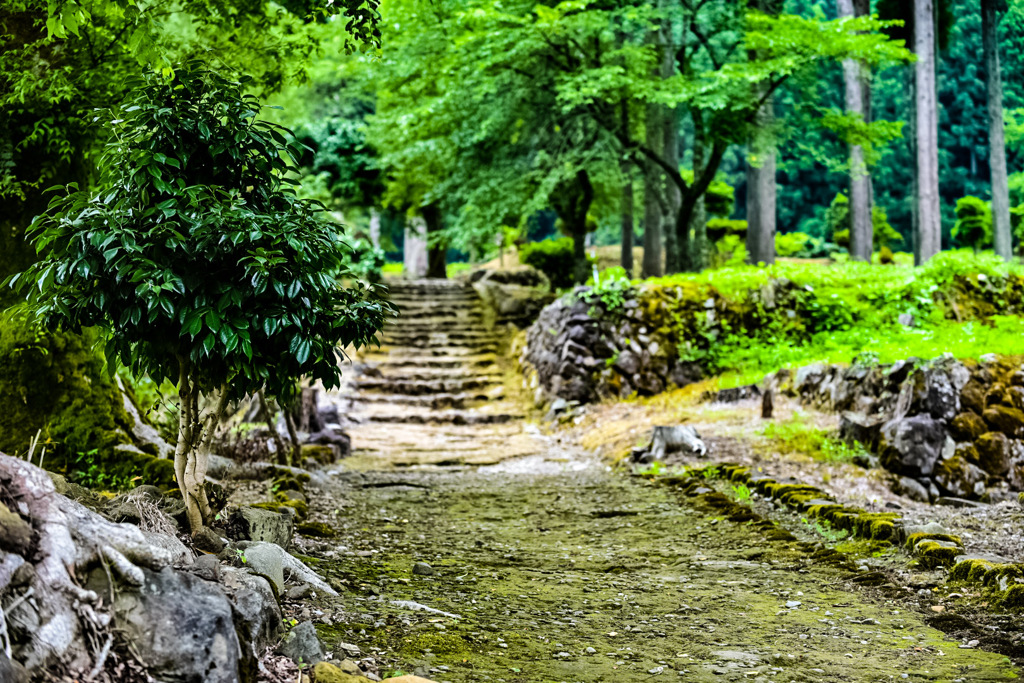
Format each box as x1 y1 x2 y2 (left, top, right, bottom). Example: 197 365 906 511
769 354 1024 500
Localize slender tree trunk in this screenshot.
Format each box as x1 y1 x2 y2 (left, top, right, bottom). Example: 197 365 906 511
982 0 1011 260
258 389 290 467
404 214 429 278
839 0 873 261
914 0 941 264
643 101 664 278
621 178 634 275
690 111 709 271
369 207 382 248
572 227 588 284
660 7 682 273
423 204 447 278
619 100 634 275
745 98 776 266
175 357 228 534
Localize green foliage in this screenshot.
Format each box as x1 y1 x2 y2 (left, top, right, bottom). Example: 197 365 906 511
581 267 632 316
520 238 578 289
774 232 818 258
952 196 993 252
730 484 751 502
11 65 390 403
681 170 734 218
826 193 903 251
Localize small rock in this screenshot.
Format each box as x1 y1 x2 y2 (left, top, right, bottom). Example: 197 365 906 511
785 601 802 609
286 583 313 600
192 554 221 582
279 621 325 667
226 506 294 549
412 562 435 576
585 647 597 654
313 661 372 682
381 677 439 683
193 526 226 553
338 642 362 657
241 543 285 592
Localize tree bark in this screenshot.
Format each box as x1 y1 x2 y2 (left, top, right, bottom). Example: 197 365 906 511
656 1 682 273
839 0 873 261
174 357 228 534
620 100 635 275
914 0 941 265
982 0 1011 261
257 389 290 468
642 100 664 278
690 111 709 271
621 178 634 275
745 97 777 266
423 204 447 279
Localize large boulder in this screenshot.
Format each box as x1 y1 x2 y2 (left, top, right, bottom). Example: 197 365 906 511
111 566 243 683
879 415 949 477
839 412 887 451
220 566 283 662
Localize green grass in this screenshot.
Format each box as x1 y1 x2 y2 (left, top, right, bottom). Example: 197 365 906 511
758 411 869 464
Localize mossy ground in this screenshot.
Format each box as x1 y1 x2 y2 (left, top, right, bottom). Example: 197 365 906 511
308 464 1018 682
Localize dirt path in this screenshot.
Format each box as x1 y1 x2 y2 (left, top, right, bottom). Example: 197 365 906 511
306 281 1019 682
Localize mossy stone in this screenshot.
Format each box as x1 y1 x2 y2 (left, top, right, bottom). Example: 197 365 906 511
1000 584 1024 610
904 533 963 552
297 521 337 538
949 558 996 583
914 540 963 569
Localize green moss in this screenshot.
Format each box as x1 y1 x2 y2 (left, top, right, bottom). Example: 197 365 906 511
253 500 308 520
1000 584 1024 611
950 559 996 583
850 513 901 541
300 444 335 464
403 632 469 657
904 533 963 551
0 310 135 471
914 540 963 569
297 521 336 538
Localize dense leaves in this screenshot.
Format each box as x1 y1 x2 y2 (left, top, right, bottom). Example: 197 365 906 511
11 65 391 402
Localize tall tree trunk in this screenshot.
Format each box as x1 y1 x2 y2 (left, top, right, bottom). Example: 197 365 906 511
621 178 634 275
404 214 429 278
422 204 447 278
982 0 1012 261
619 100 635 275
690 111 709 271
745 0 778 267
839 0 873 261
663 24 679 274
642 101 664 278
745 98 776 266
914 0 941 265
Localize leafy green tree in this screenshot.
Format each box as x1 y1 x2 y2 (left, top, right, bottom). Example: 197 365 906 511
10 66 390 533
952 195 994 250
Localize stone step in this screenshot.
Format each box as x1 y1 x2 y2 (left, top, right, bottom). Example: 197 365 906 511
374 345 501 357
386 317 489 330
353 377 503 396
383 330 502 343
366 411 519 425
348 392 475 409
366 369 503 382
359 354 500 368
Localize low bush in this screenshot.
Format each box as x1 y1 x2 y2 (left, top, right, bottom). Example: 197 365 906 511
520 237 577 289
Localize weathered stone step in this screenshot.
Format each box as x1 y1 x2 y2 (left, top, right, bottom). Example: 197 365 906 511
359 354 499 368
353 377 502 395
382 331 502 344
374 345 500 357
386 317 489 330
367 411 518 425
349 393 475 409
370 370 502 383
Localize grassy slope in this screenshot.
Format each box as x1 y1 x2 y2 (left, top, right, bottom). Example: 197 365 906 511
631 250 1024 387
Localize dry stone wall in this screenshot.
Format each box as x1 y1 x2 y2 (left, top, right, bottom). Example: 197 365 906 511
769 354 1024 500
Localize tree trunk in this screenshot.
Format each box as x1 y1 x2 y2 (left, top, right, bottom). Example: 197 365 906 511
642 101 664 278
690 111 709 271
423 204 447 278
839 0 873 261
619 100 635 275
572 227 589 284
175 359 228 534
403 215 429 278
982 0 1011 261
621 178 634 275
914 0 941 265
745 98 777 267
660 9 682 273
257 389 290 467
369 207 382 248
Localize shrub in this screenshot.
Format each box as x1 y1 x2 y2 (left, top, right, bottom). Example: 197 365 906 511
775 231 816 258
829 193 903 251
952 196 993 252
11 64 390 533
520 237 577 289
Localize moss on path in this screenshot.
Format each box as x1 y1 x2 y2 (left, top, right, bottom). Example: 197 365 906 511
311 461 1018 683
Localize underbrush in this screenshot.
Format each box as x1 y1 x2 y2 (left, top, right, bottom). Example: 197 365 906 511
758 411 869 464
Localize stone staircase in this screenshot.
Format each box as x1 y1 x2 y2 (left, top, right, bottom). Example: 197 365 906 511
322 279 543 467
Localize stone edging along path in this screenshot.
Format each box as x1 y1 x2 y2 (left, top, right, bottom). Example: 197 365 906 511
644 463 1024 613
